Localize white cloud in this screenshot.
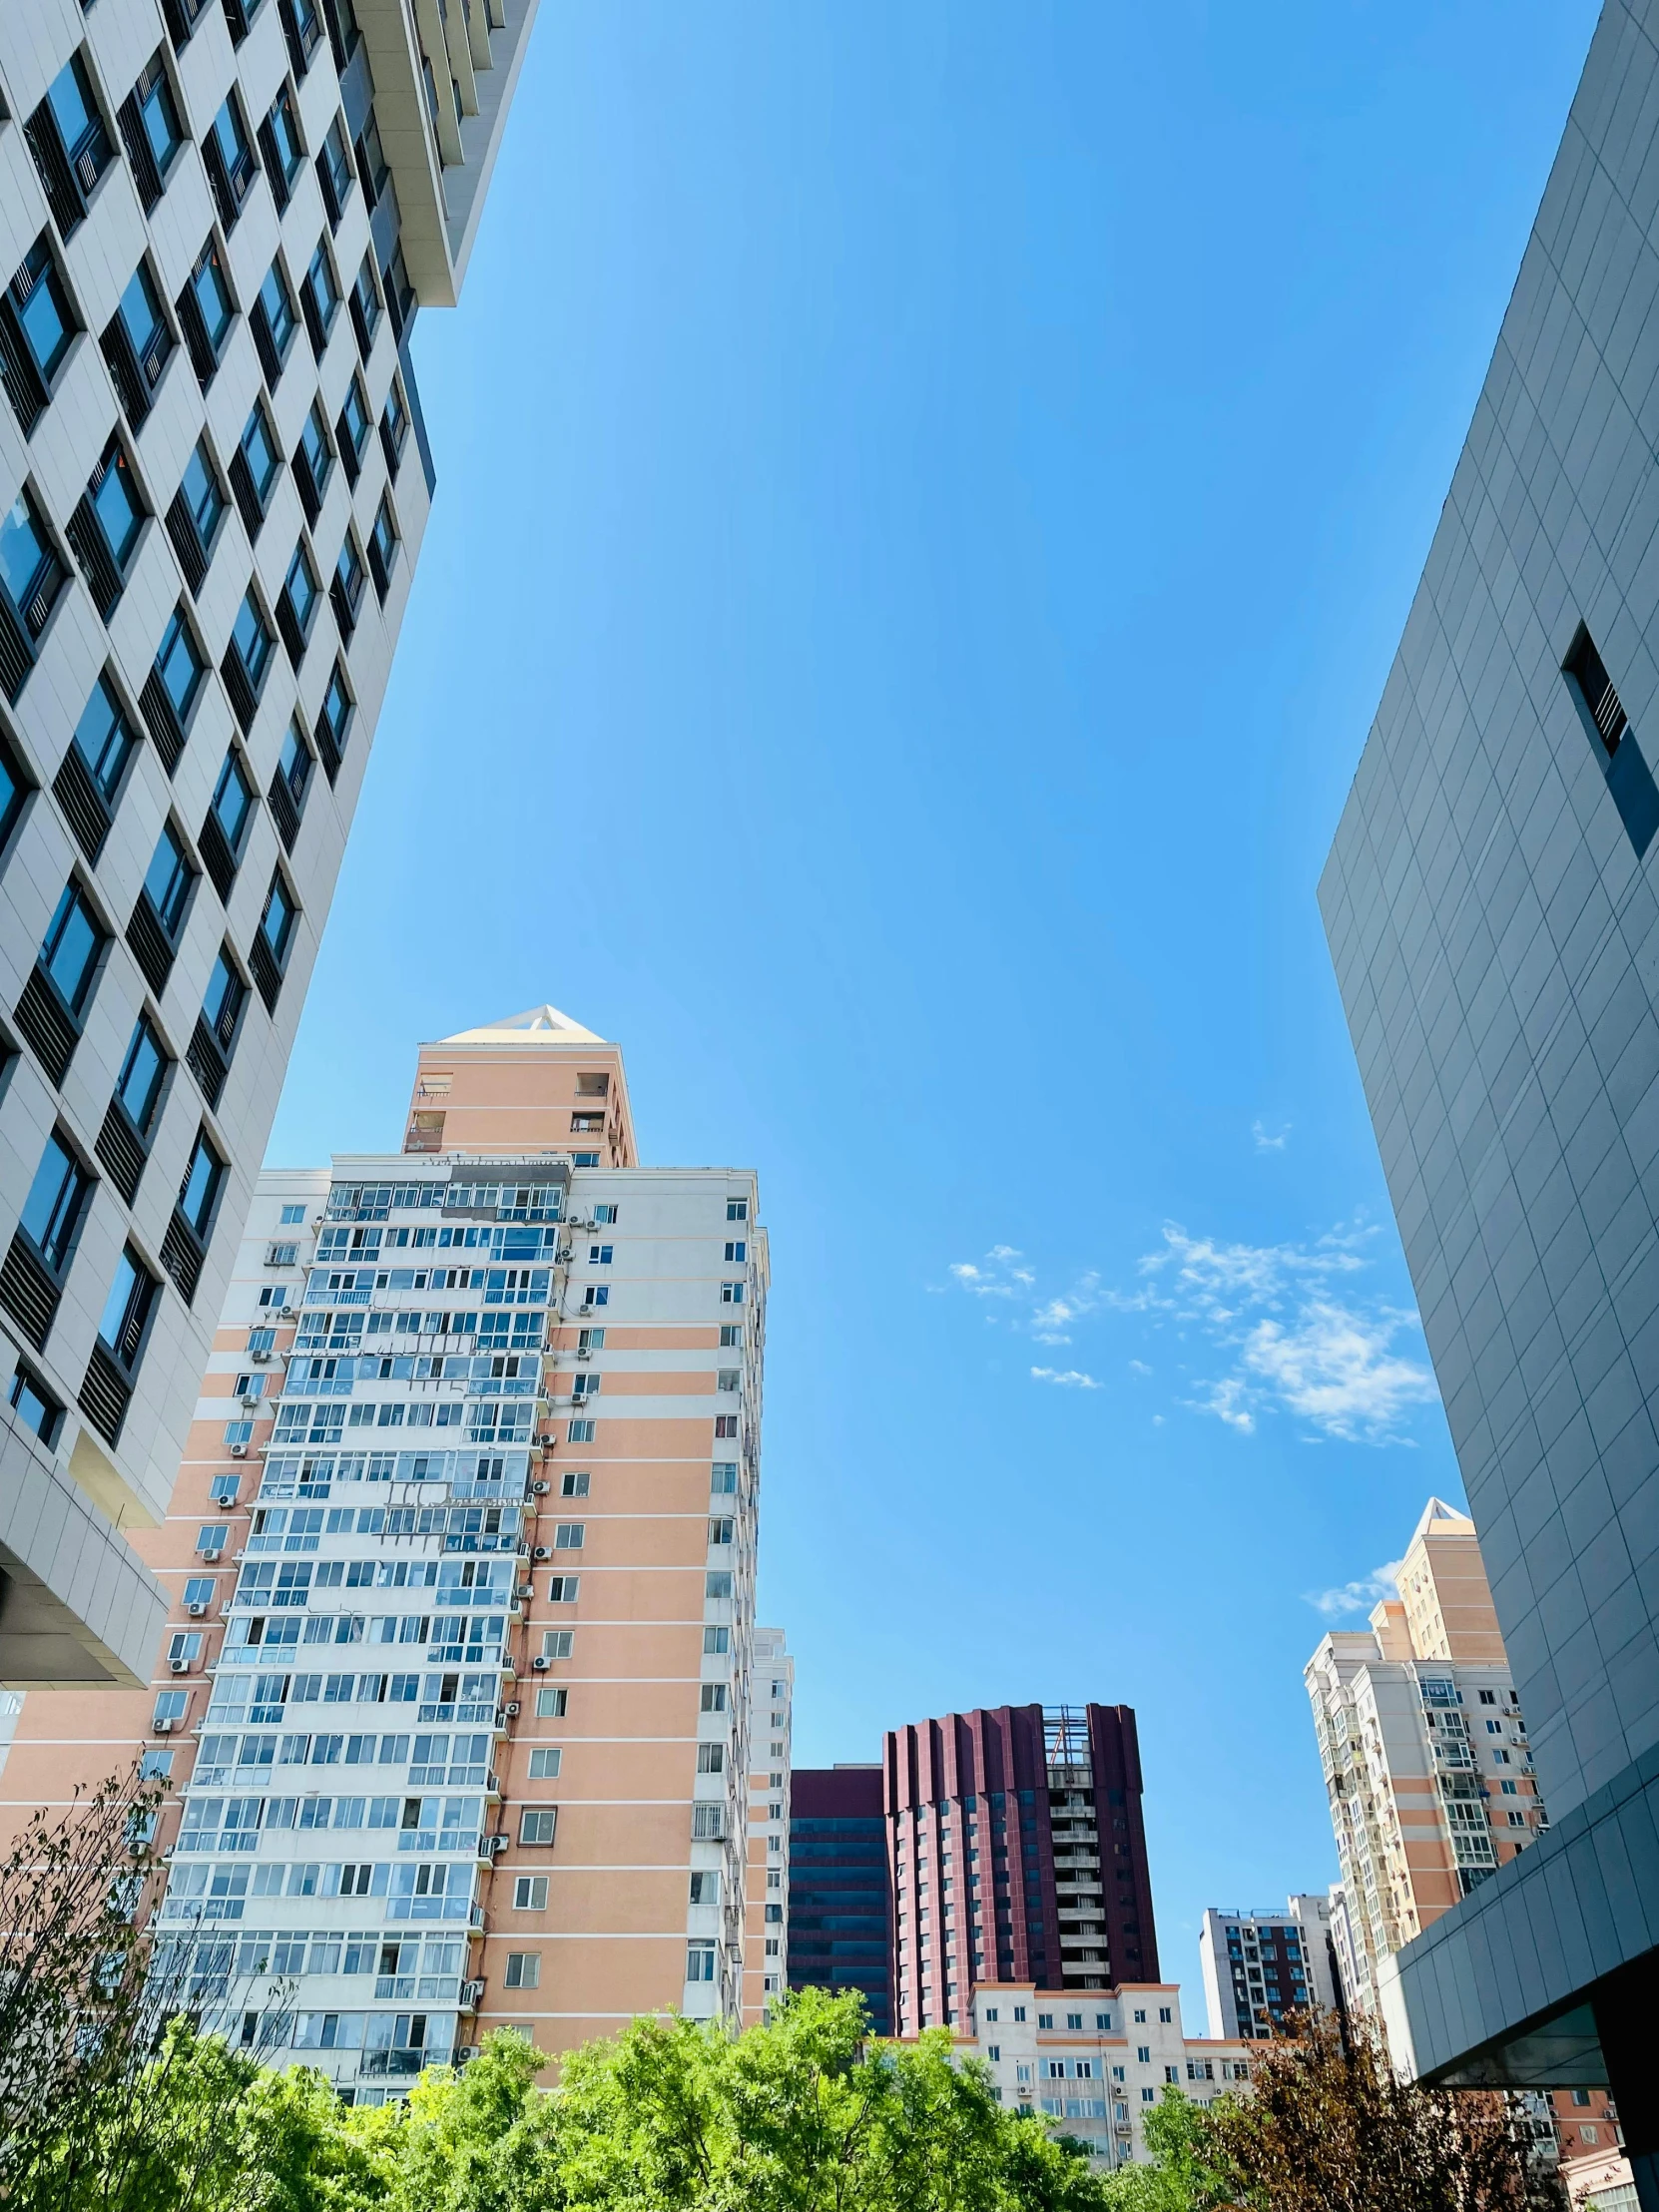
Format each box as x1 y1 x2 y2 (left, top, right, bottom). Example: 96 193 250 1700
1306 1560 1403 1620
946 1248 1034 1299
1254 1119 1291 1151
1135 1222 1433 1443
1031 1367 1100 1389
1128 1359 1152 1376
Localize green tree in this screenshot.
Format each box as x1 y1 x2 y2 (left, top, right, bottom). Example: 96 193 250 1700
331 1987 1113 2212
1096 2088 1239 2212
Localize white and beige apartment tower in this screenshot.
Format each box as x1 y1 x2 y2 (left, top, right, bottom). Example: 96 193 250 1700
0 1007 770 2094
0 0 537 1687
1305 1499 1547 2027
743 1623 790 2023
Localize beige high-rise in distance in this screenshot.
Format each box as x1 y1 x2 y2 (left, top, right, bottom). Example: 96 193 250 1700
1305 1499 1544 2031
0 1006 769 2095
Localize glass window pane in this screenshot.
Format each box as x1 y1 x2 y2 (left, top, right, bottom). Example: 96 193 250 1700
15 250 75 382
20 1134 88 1271
116 1016 166 1133
74 675 137 802
41 883 99 1009
143 825 192 938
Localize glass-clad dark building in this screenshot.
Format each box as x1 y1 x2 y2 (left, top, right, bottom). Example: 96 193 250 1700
787 1766 893 2034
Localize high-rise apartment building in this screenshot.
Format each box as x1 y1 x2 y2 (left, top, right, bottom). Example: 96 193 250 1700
0 0 536 1687
785 1765 892 2035
1197 1897 1341 2042
884 1704 1157 2035
1304 1500 1547 2026
1319 6 1659 2153
0 1007 769 2094
958 1979 1253 2170
743 1624 790 2023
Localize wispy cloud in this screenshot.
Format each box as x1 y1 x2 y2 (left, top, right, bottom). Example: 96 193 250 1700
1306 1561 1403 1619
1254 1119 1291 1152
939 1220 1434 1439
1135 1223 1433 1442
946 1245 1034 1299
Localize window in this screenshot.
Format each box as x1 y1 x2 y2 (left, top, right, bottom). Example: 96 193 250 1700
1012 2006 1026 2022
20 1133 94 1278
316 661 353 778
359 262 388 362
200 944 248 1059
142 823 195 946
714 1414 738 1439
178 1128 225 1238
174 438 228 583
0 489 67 647
337 377 372 479
700 1685 727 1712
113 1015 168 1140
1158 2006 1172 2024
720 1325 742 1348
541 1630 574 1660
318 117 353 223
332 534 366 642
546 1575 579 1603
1563 623 1659 855
271 717 313 847
206 91 258 228
725 1242 747 1263
208 750 256 871
560 1470 590 1497
295 402 334 522
709 1516 735 1543
1 238 78 434
727 1199 748 1221
153 604 207 727
686 1942 718 1983
279 541 319 655
72 674 139 811
128 53 186 197
154 1689 188 1728
567 1418 594 1443
97 1245 158 1373
720 1283 744 1305
381 243 414 336
554 1524 584 1550
226 587 275 725
1136 2045 1151 2064
107 262 174 422
703 1627 729 1654
535 1688 567 1718
253 260 298 384
31 55 113 236
503 1951 540 1989
180 239 236 386
302 240 340 353
39 880 104 1016
356 111 390 201
513 1877 548 1911
84 436 146 588
519 1808 556 1846
9 1362 62 1444
367 495 398 599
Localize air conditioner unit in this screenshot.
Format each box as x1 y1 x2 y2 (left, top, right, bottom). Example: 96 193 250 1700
532 1546 551 1561
531 1655 550 1672
487 1836 509 1858
240 1393 262 1410
153 1717 174 1735
250 1349 272 1365
502 1701 520 1717
233 1547 246 1560
170 1658 190 1675
575 1350 590 1365
230 1443 248 1458
532 1479 550 1495
187 1601 207 1618
278 1307 296 1320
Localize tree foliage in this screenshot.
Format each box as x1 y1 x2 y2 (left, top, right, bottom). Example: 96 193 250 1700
1202 2009 1551 2212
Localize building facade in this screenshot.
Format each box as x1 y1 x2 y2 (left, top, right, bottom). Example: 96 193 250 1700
1319 8 1659 2157
884 1704 1157 2035
957 1979 1252 2171
0 0 536 1689
0 1006 770 2093
1197 1896 1341 2041
785 1764 892 2036
1305 1502 1548 2028
742 1624 790 2023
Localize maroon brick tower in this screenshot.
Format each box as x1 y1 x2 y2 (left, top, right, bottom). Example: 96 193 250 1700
883 1703 1157 2033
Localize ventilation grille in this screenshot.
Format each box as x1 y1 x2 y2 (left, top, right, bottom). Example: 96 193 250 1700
187 1016 228 1107
14 968 78 1087
95 1100 147 1207
126 894 176 997
51 745 112 862
0 1235 58 1349
161 1210 204 1304
139 669 186 774
78 1341 131 1444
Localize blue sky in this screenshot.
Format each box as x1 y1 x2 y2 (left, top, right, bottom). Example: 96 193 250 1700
269 2 1601 1984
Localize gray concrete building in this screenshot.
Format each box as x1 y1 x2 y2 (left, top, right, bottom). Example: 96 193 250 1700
1320 3 1659 2194
0 0 536 1689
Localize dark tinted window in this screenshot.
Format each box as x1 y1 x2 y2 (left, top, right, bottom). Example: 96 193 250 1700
19 1132 93 1273
179 1130 224 1236
39 881 102 1011
74 674 139 803
143 823 193 940
115 1014 167 1133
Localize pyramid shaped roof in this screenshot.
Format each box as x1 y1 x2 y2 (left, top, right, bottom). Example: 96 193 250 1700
435 1005 605 1046
1411 1496 1475 1541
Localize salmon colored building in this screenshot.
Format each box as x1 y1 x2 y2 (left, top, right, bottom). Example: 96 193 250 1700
1305 1499 1549 2039
0 1006 770 2097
